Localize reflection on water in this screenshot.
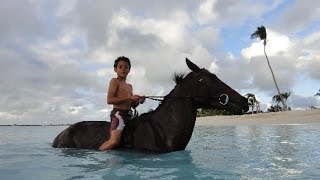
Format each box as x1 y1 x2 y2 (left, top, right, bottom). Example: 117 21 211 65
0 125 320 179
190 125 320 179
58 148 204 179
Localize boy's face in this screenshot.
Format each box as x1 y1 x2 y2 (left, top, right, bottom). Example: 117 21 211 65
114 60 130 79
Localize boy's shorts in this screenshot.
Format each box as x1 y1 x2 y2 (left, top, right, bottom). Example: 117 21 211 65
110 109 132 131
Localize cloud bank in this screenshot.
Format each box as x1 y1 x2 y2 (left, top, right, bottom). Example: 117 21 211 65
0 0 319 124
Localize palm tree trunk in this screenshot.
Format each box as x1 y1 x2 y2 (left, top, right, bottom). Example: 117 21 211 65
264 44 287 111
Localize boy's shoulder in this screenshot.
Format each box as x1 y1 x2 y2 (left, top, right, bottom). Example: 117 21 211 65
110 78 131 86
110 77 119 82
109 78 120 86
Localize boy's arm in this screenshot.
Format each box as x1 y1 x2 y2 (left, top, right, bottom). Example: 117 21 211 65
131 84 146 108
131 96 146 107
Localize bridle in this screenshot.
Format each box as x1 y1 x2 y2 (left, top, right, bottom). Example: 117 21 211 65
145 72 229 106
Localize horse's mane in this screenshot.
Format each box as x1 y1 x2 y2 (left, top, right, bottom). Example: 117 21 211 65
160 72 189 103
138 72 192 118
173 72 186 85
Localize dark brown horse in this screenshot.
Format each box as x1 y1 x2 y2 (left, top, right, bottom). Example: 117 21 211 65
52 58 248 153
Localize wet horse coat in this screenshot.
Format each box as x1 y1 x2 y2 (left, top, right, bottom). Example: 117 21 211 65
52 59 249 153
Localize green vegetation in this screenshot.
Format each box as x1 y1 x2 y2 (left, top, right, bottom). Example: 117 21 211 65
267 92 291 112
197 108 231 117
309 106 317 109
244 93 261 114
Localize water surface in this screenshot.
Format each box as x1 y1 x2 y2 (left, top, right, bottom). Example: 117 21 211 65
1 124 320 179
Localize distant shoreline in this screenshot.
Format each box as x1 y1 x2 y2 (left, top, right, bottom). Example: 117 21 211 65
0 124 71 127
196 109 320 126
1 109 319 127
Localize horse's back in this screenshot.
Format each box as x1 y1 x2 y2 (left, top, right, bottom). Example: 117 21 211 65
52 121 110 149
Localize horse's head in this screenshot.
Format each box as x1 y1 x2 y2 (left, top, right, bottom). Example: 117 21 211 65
177 58 249 115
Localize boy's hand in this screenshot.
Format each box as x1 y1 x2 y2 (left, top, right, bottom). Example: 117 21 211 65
130 95 145 108
130 95 141 103
139 96 145 104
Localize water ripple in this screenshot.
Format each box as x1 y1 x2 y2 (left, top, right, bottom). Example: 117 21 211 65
0 125 320 179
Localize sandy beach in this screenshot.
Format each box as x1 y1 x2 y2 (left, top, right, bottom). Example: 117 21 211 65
196 109 320 126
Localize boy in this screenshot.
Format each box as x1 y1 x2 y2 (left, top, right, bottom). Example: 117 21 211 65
99 56 145 151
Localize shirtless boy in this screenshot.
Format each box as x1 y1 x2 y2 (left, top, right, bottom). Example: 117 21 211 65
99 56 145 151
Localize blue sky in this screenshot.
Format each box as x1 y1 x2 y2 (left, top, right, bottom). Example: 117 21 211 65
0 0 319 125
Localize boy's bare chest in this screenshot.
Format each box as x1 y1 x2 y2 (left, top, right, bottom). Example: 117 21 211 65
116 82 132 96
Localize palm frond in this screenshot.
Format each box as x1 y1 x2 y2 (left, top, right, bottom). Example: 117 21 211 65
251 26 267 40
272 95 280 103
273 92 290 103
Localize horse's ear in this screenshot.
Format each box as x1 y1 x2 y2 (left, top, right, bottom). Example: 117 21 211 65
186 58 201 72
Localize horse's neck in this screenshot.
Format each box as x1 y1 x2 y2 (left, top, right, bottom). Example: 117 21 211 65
144 74 196 124
157 98 195 119
150 97 197 151
152 87 197 128
132 84 197 151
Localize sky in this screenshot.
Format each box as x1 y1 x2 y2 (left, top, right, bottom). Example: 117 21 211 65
0 0 319 125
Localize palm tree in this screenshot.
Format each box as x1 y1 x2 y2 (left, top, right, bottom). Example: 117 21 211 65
315 89 320 96
281 92 291 104
255 100 261 113
267 104 282 112
245 93 257 114
251 26 287 111
272 92 291 110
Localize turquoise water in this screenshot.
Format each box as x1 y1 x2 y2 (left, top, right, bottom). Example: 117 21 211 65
1 124 320 179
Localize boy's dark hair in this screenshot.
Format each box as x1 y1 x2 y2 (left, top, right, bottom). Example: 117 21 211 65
114 56 131 69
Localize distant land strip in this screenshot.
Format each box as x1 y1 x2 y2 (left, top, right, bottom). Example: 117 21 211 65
0 124 71 126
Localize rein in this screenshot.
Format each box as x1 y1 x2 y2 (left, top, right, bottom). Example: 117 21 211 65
144 70 230 106
145 94 229 106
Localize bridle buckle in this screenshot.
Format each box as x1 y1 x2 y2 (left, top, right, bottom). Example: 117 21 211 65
219 94 229 105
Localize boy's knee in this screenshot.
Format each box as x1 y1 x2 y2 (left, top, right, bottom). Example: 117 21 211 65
98 139 121 151
110 139 121 148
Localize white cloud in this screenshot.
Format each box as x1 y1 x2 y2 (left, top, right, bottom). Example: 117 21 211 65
289 94 320 110
1 0 320 125
241 30 292 60
55 0 77 17
196 0 218 25
273 1 320 34
0 0 43 41
297 31 320 79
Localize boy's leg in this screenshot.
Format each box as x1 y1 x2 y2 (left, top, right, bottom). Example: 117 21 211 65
99 130 122 151
99 110 126 151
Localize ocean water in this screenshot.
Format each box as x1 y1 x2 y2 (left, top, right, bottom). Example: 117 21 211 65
1 124 320 179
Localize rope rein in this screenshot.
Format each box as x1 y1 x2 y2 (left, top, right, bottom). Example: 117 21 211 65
144 77 230 106
144 94 229 106
132 74 230 118
132 94 229 119
139 72 230 113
